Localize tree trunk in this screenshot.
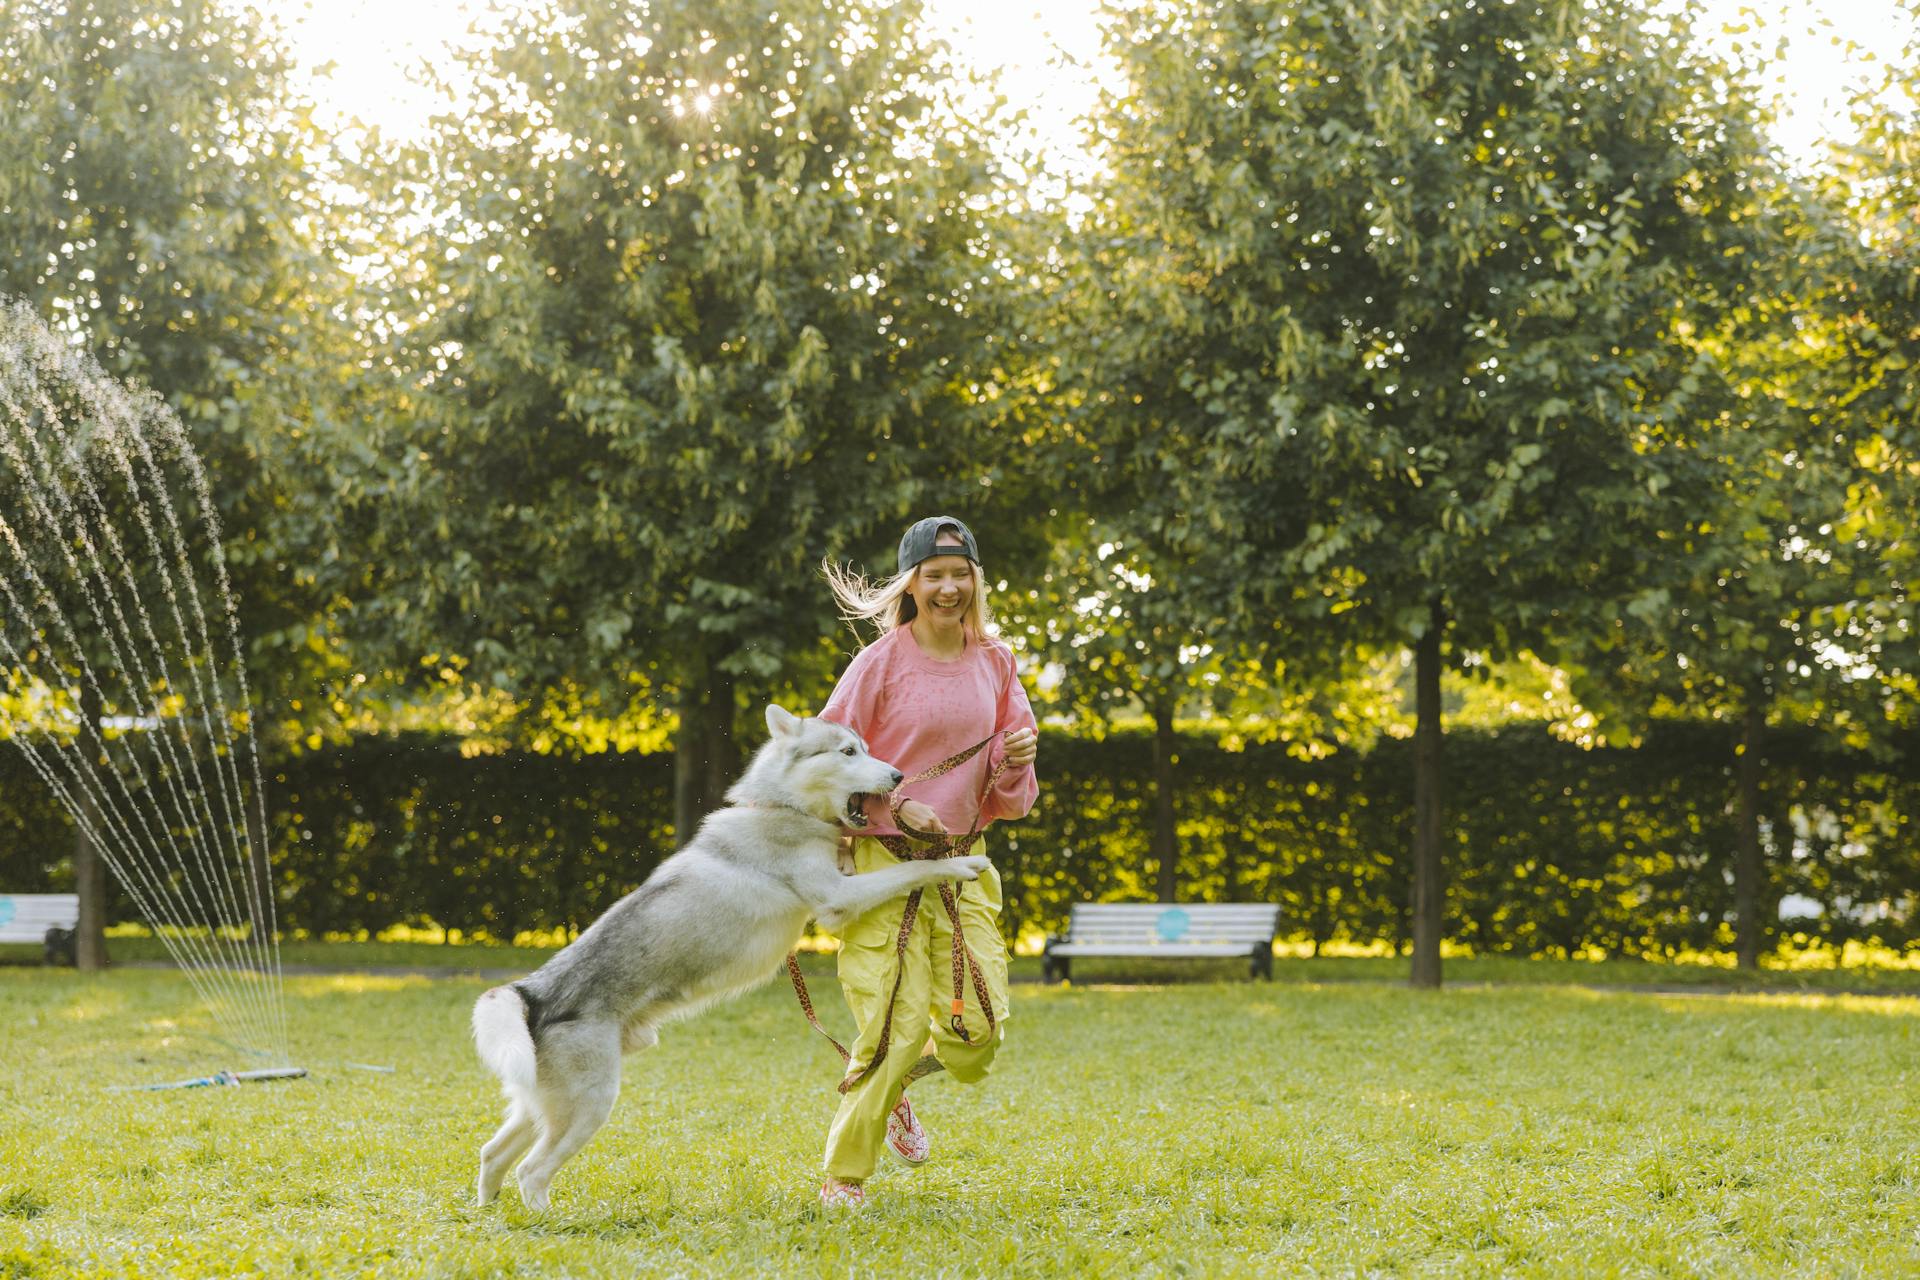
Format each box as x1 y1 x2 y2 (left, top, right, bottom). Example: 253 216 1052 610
702 666 738 815
672 701 702 847
1409 599 1445 990
74 690 109 970
1151 699 1179 903
1733 696 1766 970
673 657 737 845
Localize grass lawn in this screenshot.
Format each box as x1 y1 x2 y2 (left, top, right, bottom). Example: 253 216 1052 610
1 957 1916 1278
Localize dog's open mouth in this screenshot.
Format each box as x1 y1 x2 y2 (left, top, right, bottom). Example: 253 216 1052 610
844 793 871 828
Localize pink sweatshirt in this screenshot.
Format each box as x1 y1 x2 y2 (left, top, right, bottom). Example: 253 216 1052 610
819 625 1039 838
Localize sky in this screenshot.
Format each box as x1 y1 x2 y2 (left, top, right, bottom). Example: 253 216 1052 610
258 0 1914 174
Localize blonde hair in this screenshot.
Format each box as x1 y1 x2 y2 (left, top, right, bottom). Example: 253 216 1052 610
822 552 995 644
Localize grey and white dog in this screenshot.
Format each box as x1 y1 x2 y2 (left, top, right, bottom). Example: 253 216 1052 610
470 703 987 1210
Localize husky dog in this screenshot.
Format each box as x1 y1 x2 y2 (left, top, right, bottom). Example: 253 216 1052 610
470 703 988 1210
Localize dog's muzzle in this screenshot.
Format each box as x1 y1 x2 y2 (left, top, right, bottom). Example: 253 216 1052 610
844 793 871 828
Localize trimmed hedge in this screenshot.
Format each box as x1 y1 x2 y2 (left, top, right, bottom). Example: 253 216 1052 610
2 723 1914 955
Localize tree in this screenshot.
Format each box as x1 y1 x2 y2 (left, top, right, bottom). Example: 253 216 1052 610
361 0 1030 838
1562 10 1920 969
1080 0 1782 984
0 0 356 699
995 525 1237 901
1559 163 1920 968
1835 8 1920 607
0 0 357 963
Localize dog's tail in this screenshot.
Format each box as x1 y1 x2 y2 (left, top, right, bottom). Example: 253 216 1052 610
472 985 538 1094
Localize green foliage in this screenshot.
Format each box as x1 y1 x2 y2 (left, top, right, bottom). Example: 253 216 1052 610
10 722 1913 958
1074 0 1782 655
0 0 363 709
1563 181 1918 743
354 0 1030 715
1011 722 1920 957
999 529 1225 728
1838 9 1919 447
0 1 326 404
4 0 1919 999
267 736 674 940
1809 13 1920 720
1068 0 1796 979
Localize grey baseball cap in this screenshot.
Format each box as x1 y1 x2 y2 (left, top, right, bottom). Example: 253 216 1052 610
896 515 980 574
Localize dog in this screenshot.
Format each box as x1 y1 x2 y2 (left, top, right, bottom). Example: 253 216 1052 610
470 703 989 1210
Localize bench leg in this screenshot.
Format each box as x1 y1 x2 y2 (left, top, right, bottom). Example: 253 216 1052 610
44 927 77 968
1042 952 1070 984
1251 948 1273 981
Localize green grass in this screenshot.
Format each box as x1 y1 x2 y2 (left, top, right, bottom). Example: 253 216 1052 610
1 956 1916 1277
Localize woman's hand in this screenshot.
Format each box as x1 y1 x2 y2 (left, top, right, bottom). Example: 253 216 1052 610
1003 726 1038 768
895 799 948 834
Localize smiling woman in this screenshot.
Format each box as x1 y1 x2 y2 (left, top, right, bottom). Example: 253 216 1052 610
812 514 1040 1208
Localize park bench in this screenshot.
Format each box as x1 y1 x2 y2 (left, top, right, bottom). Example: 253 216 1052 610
0 894 80 965
1041 902 1280 982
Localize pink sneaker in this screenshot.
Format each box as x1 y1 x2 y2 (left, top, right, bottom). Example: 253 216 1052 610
886 1093 930 1166
819 1179 867 1209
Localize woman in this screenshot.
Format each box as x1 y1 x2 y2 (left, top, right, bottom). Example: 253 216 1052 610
814 515 1039 1208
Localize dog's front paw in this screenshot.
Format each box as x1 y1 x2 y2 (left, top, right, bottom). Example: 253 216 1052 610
945 855 991 882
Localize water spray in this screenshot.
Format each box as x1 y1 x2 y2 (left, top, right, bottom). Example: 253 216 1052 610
1 298 297 1076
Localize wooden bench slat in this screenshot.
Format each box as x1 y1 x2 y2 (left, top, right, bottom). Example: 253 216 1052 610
1067 914 1277 924
1062 942 1271 951
1068 923 1276 932
1066 932 1275 939
1050 943 1262 958
1069 905 1278 915
1067 916 1276 923
1068 921 1275 930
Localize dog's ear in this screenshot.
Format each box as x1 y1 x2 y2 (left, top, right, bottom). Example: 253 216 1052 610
765 704 802 738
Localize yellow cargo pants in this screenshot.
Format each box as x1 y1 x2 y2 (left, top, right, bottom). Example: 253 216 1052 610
821 836 1011 1182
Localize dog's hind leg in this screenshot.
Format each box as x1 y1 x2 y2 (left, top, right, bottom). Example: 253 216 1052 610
477 1096 537 1207
514 1022 622 1212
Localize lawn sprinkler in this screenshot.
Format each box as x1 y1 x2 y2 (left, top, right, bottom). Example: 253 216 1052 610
137 1066 309 1091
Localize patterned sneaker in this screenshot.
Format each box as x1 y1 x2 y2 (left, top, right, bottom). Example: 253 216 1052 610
819 1179 867 1209
886 1093 930 1166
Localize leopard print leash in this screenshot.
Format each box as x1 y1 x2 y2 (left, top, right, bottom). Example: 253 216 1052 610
786 733 1009 1094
